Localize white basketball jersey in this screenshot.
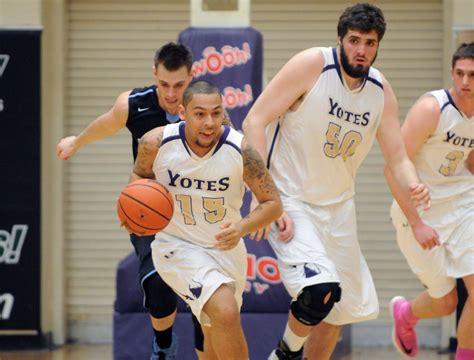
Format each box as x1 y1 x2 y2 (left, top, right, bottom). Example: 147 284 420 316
413 89 474 202
154 122 245 247
267 47 385 205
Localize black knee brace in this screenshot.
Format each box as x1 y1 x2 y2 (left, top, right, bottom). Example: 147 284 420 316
143 273 177 319
291 282 341 326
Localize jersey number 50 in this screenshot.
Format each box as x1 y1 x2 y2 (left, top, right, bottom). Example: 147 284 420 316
323 122 362 161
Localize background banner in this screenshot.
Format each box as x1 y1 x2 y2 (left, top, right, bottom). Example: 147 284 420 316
0 29 42 347
178 27 262 130
178 27 292 312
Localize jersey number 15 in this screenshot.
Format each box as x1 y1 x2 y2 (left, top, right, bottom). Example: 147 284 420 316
175 195 227 225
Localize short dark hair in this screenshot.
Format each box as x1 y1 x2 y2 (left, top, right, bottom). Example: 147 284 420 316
452 42 474 68
183 81 221 108
337 3 386 42
154 42 193 72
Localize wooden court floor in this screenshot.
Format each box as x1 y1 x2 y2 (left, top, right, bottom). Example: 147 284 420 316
0 344 454 360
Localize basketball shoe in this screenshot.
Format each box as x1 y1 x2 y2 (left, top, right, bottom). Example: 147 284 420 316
390 296 418 358
268 340 303 360
150 332 178 360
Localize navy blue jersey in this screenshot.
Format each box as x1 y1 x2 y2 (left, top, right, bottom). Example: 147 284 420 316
127 85 180 160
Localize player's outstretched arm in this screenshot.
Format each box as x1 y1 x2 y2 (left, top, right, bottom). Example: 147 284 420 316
214 138 283 251
380 84 440 250
130 126 165 182
56 91 130 160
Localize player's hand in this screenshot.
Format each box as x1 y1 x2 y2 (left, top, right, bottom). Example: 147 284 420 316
248 211 294 242
411 220 440 250
215 222 242 251
57 136 79 160
409 183 431 211
249 225 271 241
276 212 294 243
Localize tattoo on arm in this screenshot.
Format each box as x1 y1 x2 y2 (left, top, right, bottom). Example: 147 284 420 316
243 202 270 220
133 129 163 178
242 142 278 195
138 129 164 149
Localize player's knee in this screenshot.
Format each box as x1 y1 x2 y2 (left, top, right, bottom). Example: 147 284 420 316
290 282 341 326
143 274 177 318
205 285 240 325
209 302 240 327
436 290 458 316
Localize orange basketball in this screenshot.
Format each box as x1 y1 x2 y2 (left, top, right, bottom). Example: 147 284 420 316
117 179 174 236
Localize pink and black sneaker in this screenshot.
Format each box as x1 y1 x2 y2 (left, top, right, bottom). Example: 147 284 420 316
390 296 419 358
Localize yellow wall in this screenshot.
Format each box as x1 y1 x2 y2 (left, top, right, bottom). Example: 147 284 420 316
40 0 67 346
453 0 474 47
442 0 473 84
453 0 474 28
0 0 42 25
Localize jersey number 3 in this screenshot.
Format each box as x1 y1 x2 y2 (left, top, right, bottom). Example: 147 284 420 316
175 194 226 225
439 150 464 176
324 122 362 161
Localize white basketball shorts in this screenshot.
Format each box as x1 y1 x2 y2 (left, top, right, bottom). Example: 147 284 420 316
269 195 379 325
391 190 474 298
151 233 247 326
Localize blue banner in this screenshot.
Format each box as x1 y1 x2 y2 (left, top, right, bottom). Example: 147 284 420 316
179 27 262 130
178 27 291 313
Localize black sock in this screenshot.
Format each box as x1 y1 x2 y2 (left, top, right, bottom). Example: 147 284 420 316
154 327 173 349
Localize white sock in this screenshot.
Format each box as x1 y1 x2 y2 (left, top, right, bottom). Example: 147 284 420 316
282 323 308 352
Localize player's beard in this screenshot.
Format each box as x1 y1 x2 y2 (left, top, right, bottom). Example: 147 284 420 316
340 43 376 79
195 134 218 150
195 139 214 150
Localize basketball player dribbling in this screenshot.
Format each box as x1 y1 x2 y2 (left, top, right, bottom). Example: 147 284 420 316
387 42 474 360
132 80 282 360
57 43 198 359
242 3 439 360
